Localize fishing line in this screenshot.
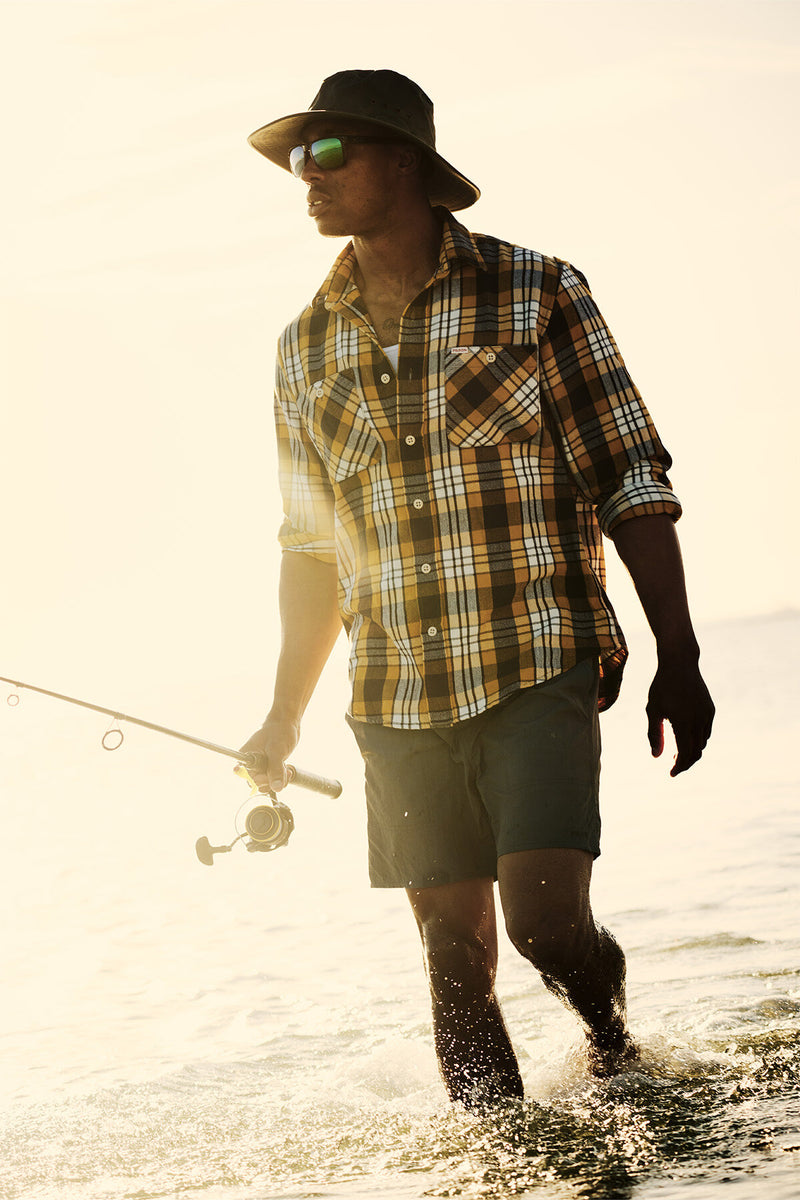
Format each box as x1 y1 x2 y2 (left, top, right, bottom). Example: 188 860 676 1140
1 673 342 866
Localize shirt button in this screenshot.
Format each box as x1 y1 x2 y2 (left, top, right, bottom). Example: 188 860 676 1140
421 562 432 574
404 435 416 446
426 626 438 637
380 372 392 384
486 351 496 363
412 499 424 509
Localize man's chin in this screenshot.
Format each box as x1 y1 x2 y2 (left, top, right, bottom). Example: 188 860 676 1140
313 217 351 238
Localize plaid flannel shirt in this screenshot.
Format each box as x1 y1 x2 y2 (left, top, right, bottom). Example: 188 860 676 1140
274 213 681 728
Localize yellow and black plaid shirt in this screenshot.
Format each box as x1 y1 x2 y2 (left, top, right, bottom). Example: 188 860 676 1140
275 214 681 728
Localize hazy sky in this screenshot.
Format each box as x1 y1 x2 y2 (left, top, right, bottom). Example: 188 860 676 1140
1 0 798 719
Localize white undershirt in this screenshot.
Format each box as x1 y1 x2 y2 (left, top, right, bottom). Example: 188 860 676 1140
383 343 399 371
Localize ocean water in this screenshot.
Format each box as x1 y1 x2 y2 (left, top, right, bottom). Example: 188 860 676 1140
0 613 798 1199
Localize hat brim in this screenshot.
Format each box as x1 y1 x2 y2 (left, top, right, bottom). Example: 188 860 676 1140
248 109 480 212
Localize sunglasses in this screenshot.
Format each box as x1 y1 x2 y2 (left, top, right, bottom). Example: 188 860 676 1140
289 135 401 178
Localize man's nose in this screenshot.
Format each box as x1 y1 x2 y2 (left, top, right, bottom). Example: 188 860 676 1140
300 152 323 183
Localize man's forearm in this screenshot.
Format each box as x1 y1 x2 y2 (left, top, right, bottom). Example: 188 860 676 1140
240 551 341 789
268 550 342 723
610 515 698 659
610 513 714 775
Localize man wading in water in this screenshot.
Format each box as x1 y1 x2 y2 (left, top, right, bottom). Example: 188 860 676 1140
240 70 715 1108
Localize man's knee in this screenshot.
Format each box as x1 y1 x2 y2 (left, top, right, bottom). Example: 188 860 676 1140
420 922 498 1004
408 878 498 1004
504 908 595 979
498 848 595 978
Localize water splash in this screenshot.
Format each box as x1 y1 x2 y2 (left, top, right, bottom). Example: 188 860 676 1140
1 1024 798 1199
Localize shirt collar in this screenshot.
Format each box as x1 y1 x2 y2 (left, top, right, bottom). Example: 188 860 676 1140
434 210 488 277
311 210 488 311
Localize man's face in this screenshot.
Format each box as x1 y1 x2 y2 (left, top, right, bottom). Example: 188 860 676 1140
296 120 407 239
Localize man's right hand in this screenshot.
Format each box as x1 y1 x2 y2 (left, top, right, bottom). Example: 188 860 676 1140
238 714 301 793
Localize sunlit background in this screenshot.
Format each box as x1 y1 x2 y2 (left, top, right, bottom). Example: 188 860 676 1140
1 4 798 1197
3 0 797 707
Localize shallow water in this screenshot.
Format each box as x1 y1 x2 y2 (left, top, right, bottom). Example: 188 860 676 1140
1 613 798 1198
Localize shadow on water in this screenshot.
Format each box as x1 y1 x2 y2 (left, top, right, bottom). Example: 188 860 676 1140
2 1023 799 1199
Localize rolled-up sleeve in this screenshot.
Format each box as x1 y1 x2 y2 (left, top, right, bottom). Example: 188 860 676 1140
539 262 682 535
274 354 337 563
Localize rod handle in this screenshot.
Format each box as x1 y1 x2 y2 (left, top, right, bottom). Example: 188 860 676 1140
238 753 342 798
285 764 343 798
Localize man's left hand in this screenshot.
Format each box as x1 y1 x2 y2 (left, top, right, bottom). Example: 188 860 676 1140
646 657 715 777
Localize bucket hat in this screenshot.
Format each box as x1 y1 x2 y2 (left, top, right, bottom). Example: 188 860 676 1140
248 69 480 212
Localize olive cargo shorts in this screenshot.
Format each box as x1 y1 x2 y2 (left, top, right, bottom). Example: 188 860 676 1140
346 658 602 889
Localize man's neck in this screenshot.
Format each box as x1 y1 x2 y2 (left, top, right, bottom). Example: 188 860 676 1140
352 204 443 299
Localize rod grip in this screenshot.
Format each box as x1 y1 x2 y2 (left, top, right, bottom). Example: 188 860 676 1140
285 764 343 798
239 753 342 798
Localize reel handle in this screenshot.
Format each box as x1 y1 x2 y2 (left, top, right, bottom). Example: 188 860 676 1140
238 754 342 798
195 835 241 866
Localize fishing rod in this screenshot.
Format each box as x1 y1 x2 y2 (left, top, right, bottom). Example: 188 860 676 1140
1 674 342 867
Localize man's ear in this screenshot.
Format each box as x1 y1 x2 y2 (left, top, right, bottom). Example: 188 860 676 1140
396 144 424 176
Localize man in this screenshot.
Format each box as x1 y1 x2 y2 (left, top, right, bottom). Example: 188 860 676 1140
240 69 714 1108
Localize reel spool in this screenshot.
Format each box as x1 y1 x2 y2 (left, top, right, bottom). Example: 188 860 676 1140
244 801 294 851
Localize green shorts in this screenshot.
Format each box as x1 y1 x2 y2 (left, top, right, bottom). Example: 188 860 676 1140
346 658 602 889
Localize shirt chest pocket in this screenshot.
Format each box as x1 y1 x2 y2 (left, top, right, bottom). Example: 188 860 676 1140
297 369 381 484
444 345 541 448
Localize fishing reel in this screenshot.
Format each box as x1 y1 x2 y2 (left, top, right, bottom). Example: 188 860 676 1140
195 764 295 867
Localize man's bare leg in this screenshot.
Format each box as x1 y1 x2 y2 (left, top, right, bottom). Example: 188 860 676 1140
407 878 523 1107
498 848 636 1073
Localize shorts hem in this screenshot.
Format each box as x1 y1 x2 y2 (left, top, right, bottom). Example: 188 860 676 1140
369 839 600 889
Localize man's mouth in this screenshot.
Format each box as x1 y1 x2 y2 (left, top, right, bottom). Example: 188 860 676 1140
307 193 330 214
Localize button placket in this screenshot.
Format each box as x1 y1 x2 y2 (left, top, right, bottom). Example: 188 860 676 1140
394 335 439 652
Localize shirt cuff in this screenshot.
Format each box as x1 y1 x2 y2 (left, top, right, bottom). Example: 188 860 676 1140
278 520 337 564
597 462 682 536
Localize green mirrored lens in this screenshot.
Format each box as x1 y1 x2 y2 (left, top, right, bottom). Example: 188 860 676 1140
311 138 345 170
